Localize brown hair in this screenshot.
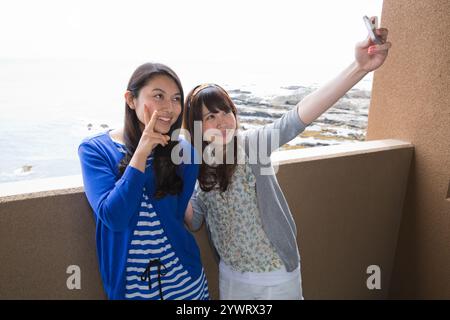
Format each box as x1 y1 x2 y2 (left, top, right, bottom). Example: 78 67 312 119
183 84 238 192
118 63 183 199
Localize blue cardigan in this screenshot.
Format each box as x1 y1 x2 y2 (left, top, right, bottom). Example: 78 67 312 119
78 131 202 299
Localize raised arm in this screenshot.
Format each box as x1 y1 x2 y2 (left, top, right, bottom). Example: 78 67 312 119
242 22 390 159
298 23 391 125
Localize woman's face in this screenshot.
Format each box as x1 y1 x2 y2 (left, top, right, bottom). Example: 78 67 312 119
201 105 237 145
126 74 182 134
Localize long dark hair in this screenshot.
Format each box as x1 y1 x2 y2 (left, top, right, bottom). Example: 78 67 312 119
118 63 183 199
183 84 238 192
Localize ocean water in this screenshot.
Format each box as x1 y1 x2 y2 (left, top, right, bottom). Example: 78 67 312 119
0 59 373 184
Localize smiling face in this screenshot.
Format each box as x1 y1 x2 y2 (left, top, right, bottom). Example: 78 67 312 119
202 104 237 145
184 84 238 146
125 74 182 134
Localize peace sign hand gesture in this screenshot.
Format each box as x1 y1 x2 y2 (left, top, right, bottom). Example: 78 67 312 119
130 105 170 173
138 105 171 157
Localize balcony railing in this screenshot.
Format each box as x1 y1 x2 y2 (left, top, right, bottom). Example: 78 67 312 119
0 139 413 299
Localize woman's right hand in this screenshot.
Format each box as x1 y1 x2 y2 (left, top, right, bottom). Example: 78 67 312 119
135 105 171 157
130 105 170 173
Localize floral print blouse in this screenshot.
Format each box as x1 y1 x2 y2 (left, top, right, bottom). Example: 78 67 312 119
197 160 283 273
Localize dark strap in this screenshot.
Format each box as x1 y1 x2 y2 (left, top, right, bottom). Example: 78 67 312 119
141 259 167 300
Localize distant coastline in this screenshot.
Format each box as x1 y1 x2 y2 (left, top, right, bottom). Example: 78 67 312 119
0 59 372 183
0 83 370 184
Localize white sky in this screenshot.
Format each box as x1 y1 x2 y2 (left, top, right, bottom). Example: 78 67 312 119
1 0 383 62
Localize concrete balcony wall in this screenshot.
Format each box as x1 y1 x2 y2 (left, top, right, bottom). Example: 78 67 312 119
367 0 450 299
274 140 412 299
0 139 413 299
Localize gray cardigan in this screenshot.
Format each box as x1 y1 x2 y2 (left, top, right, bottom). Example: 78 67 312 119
191 106 308 272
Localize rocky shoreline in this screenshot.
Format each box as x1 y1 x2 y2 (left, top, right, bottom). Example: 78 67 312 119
228 85 370 149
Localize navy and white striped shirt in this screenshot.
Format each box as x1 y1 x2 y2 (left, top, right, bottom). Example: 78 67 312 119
117 143 209 300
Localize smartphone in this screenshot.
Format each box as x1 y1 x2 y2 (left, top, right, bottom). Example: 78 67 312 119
363 15 382 45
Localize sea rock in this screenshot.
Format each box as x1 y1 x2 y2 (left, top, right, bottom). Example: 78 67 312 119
345 88 371 99
267 87 314 107
14 165 33 176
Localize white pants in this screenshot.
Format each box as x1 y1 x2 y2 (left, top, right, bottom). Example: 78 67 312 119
219 261 304 300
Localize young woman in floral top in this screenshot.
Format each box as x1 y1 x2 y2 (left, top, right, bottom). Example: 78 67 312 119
183 18 391 299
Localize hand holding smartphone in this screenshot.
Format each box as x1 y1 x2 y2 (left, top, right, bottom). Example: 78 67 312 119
363 15 383 45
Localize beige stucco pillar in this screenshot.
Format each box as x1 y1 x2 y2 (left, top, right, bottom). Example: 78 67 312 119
367 0 450 299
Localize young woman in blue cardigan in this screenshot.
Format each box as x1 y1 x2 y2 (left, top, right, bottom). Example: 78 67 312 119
78 63 209 300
